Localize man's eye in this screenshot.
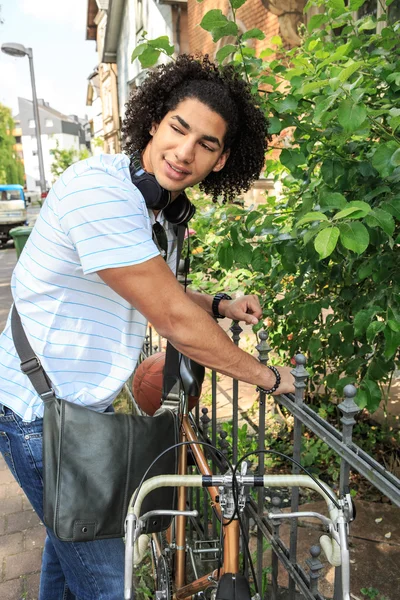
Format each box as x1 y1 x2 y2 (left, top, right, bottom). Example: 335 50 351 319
171 126 183 134
201 143 214 152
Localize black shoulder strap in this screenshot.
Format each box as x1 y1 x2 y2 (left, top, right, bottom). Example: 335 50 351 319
11 225 188 404
11 305 56 402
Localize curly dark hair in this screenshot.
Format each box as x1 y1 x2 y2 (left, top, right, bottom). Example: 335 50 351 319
121 54 268 202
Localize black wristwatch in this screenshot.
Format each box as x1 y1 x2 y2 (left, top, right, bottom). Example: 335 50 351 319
212 293 232 319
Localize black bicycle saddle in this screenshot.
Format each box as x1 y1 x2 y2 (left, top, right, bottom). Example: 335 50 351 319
179 355 205 397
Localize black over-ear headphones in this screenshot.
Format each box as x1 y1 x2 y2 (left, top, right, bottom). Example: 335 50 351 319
129 153 196 225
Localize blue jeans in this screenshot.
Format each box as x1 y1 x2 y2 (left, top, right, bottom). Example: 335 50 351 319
0 404 125 600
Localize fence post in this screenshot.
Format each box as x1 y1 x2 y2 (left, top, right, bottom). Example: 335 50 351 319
334 384 359 600
230 321 243 465
306 545 323 597
288 354 308 600
256 330 272 598
270 496 282 600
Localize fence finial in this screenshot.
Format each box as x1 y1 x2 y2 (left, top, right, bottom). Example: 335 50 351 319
306 544 323 595
290 353 308 404
256 330 272 365
339 384 360 445
230 320 243 345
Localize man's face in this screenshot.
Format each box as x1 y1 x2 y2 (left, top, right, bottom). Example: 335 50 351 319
142 97 230 199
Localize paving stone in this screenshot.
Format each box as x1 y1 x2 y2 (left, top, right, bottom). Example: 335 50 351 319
0 456 8 470
0 470 17 485
24 571 41 599
4 548 42 580
4 482 24 498
22 495 34 512
0 514 5 535
24 525 46 551
0 577 24 600
0 496 23 516
6 510 40 534
0 532 24 560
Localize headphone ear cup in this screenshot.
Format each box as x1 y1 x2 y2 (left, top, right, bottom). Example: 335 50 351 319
163 195 196 225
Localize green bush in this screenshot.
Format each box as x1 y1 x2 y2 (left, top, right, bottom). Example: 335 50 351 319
133 0 400 412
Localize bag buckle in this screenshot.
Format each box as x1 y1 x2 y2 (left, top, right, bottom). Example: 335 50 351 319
40 390 56 402
20 357 42 375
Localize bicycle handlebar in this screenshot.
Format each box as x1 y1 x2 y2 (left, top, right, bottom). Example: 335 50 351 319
124 473 351 600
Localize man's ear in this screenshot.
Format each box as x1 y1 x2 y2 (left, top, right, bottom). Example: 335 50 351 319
212 149 230 173
150 122 159 136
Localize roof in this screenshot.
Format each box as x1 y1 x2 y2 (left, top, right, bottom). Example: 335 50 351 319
86 0 98 41
18 98 76 122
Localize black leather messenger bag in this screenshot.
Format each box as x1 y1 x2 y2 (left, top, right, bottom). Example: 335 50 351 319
10 226 189 542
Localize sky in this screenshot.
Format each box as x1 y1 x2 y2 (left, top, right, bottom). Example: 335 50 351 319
0 0 98 119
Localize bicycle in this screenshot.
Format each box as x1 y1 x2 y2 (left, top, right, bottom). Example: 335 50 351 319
123 360 355 600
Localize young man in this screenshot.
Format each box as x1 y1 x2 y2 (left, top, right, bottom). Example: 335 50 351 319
0 55 294 599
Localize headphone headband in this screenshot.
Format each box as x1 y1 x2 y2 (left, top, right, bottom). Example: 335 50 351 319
129 153 195 225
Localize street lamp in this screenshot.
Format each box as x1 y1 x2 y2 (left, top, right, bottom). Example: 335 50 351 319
1 42 47 195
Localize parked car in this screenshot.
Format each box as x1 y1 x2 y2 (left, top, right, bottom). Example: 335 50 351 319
0 184 28 245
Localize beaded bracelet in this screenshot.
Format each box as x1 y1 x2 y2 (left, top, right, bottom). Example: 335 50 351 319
256 365 281 395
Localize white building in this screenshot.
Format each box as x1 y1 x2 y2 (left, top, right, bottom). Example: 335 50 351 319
100 0 189 119
16 98 90 191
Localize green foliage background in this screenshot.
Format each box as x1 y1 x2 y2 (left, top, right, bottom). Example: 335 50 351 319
133 0 400 413
0 103 25 185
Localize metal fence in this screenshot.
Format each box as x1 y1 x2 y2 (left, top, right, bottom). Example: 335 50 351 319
125 324 400 599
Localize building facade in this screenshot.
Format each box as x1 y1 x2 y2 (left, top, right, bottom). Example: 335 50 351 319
16 98 89 192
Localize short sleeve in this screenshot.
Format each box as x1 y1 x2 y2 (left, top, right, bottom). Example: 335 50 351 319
56 164 160 274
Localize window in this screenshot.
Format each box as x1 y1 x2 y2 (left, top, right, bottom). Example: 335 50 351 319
45 119 53 127
15 136 22 144
28 119 35 128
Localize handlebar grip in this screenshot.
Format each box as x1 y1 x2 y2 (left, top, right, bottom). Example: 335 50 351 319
320 534 342 567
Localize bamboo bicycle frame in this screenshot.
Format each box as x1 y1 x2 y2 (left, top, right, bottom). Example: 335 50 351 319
161 413 240 600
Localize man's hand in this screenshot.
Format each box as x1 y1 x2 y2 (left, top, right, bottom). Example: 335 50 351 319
219 295 262 325
273 366 295 395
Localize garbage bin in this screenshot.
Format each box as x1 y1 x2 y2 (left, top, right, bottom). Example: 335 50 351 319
9 226 33 259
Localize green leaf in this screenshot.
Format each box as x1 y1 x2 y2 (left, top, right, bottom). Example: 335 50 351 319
387 319 400 333
366 321 385 343
350 0 367 9
200 9 228 31
233 242 253 265
372 142 399 178
390 148 400 167
382 198 400 220
359 379 381 413
365 208 395 237
217 241 234 270
280 149 306 171
131 43 147 62
338 61 364 83
211 21 239 42
384 327 400 359
320 192 347 209
274 96 298 113
354 308 380 336
271 35 282 46
307 14 328 32
321 160 345 184
297 212 329 227
319 42 351 69
328 0 346 15
359 17 377 31
139 47 161 68
314 227 340 259
333 201 370 220
242 28 265 41
338 100 367 131
148 36 175 55
298 80 330 95
268 116 282 134
339 222 369 254
216 45 237 63
231 0 247 7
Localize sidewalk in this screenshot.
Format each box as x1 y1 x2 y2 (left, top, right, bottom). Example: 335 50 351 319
0 454 45 600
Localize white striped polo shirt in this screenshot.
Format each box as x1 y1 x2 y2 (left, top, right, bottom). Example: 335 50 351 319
0 153 178 422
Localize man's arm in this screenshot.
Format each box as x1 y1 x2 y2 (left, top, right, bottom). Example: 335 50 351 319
98 256 294 394
186 288 262 326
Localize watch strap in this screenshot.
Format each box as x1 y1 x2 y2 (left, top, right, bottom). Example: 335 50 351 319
212 293 232 319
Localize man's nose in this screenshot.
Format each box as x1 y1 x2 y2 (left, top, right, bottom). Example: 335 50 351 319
175 137 195 163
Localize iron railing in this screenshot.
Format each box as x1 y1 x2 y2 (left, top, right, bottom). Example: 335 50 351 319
124 324 400 599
